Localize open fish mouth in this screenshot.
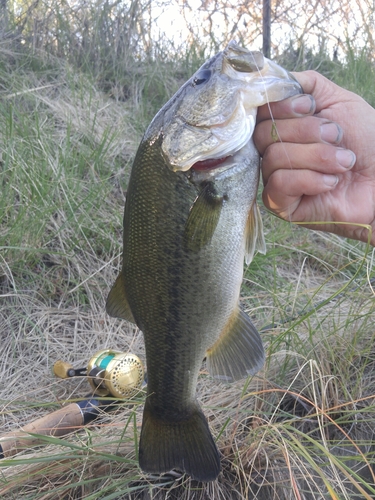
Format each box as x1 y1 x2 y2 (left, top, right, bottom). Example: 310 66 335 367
160 41 302 173
189 141 255 184
191 155 230 171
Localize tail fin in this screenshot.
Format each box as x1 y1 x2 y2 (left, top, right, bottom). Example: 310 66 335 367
139 400 221 482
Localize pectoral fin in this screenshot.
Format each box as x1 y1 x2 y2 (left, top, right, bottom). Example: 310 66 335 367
183 183 223 252
206 307 265 382
245 202 266 265
106 273 135 323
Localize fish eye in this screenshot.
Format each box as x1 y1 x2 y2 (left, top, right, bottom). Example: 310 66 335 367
192 69 211 87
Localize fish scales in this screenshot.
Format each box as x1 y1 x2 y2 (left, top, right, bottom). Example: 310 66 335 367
125 140 259 411
106 41 302 481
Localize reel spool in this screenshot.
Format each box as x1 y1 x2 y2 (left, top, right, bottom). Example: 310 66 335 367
87 349 144 398
54 349 144 399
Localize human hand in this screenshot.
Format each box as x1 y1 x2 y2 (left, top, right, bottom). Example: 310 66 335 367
254 70 375 246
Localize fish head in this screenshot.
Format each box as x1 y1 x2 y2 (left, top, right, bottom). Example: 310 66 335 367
151 41 302 172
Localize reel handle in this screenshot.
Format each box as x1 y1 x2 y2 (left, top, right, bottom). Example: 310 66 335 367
0 399 101 459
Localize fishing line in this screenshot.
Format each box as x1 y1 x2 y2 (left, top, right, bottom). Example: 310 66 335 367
250 51 298 225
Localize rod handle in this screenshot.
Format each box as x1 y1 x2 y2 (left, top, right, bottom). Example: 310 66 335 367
0 400 100 459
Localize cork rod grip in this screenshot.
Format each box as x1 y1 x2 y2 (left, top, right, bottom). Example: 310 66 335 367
0 403 84 459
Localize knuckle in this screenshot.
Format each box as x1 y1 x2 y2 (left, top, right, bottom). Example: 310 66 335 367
316 144 335 165
262 143 289 168
267 168 288 190
254 122 271 153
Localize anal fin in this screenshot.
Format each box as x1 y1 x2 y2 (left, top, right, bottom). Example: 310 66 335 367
106 273 135 323
206 307 265 382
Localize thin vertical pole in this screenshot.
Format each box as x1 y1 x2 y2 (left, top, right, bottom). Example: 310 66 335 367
263 0 271 58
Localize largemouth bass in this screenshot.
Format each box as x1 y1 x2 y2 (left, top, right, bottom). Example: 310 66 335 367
107 41 301 482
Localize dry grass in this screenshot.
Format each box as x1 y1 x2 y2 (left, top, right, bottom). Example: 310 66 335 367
2 263 375 499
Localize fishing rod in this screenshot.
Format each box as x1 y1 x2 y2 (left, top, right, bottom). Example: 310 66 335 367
0 349 145 459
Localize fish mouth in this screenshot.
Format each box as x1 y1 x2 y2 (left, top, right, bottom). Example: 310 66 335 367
189 141 254 181
162 42 302 173
191 155 231 171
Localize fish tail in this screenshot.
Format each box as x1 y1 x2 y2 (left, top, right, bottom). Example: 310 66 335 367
139 399 221 482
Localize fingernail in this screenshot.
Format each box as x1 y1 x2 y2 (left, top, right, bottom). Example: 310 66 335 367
336 149 356 169
291 94 315 115
323 174 338 187
320 122 343 144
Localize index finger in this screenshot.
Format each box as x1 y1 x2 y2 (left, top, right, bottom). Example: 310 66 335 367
293 70 363 113
257 93 316 122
